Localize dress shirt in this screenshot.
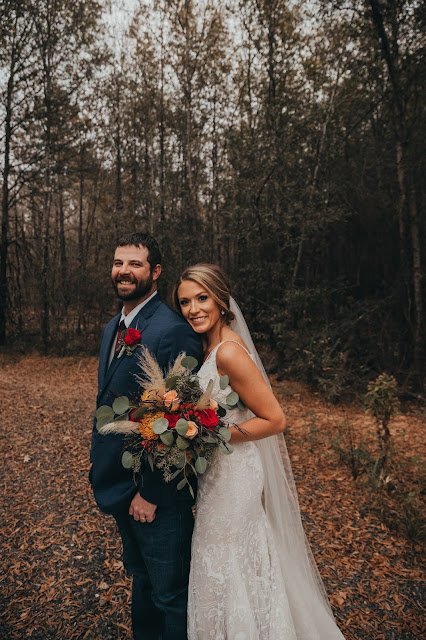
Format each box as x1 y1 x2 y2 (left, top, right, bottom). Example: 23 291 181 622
108 291 158 366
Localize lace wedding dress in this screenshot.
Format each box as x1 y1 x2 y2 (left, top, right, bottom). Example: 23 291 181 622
187 341 346 640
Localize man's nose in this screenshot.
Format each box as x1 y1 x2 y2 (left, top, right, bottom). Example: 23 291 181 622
119 263 130 274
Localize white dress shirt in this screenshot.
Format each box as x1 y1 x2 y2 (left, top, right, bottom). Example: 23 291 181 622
108 291 158 366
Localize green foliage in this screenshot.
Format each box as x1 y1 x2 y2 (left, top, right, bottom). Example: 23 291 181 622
219 375 229 390
152 418 169 434
181 356 198 371
365 374 400 428
112 396 130 415
1 0 424 395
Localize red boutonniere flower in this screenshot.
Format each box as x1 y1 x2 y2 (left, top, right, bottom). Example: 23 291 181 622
117 327 141 358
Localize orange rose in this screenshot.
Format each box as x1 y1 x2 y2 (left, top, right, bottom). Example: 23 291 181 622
209 399 218 410
163 390 181 412
185 421 198 439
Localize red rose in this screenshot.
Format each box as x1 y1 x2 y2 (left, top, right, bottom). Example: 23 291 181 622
164 413 179 429
124 327 141 346
198 409 219 429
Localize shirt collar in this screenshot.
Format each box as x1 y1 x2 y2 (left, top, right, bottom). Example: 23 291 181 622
120 291 158 327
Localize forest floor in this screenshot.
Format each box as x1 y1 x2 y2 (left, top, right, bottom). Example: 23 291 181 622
0 354 424 640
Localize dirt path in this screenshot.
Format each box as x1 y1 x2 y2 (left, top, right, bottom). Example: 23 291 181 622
0 355 424 639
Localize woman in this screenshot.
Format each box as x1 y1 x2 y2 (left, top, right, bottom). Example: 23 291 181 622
173 264 346 640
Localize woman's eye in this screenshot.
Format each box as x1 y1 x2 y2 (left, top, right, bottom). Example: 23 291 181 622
199 295 208 301
180 300 189 306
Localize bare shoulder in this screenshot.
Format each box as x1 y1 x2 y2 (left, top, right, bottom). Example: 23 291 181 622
216 335 253 372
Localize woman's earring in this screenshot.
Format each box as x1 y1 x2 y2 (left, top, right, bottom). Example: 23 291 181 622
221 309 225 315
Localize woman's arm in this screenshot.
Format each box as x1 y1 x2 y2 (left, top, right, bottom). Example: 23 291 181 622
216 342 286 443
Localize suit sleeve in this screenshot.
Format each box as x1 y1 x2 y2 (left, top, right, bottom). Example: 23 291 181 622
156 322 204 373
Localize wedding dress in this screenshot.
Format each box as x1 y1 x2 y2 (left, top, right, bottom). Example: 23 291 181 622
188 338 346 640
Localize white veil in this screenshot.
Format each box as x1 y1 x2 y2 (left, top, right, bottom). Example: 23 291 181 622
230 298 345 639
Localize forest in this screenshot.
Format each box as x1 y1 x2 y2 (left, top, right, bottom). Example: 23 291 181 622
1 3 425 639
0 0 424 394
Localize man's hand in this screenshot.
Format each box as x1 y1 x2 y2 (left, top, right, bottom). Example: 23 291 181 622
129 493 157 523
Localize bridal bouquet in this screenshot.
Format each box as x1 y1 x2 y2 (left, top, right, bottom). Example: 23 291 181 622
96 347 239 496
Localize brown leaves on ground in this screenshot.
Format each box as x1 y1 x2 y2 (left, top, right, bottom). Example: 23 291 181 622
0 355 424 639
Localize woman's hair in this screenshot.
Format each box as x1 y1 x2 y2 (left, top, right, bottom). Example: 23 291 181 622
173 263 235 325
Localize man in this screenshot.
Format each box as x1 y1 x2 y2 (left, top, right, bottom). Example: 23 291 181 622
90 233 203 640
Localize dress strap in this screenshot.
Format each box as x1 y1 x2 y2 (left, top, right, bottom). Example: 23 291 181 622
214 340 251 356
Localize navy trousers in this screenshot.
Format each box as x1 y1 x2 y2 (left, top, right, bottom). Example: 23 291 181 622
114 503 194 640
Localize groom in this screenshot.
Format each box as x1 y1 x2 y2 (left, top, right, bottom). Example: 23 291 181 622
90 232 203 640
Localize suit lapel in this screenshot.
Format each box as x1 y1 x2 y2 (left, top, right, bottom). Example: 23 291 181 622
99 294 162 396
98 315 120 390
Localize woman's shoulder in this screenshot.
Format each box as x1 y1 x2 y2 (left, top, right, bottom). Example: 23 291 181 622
215 332 252 365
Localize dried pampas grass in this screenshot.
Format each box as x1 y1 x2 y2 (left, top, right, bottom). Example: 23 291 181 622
98 421 139 435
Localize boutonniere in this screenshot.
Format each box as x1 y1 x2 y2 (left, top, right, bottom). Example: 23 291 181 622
117 327 142 358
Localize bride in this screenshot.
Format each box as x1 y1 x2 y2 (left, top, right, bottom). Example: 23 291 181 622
173 264 346 640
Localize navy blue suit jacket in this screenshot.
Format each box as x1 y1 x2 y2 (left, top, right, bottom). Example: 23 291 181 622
90 293 203 515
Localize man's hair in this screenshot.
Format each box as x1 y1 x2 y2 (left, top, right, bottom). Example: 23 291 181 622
117 233 162 271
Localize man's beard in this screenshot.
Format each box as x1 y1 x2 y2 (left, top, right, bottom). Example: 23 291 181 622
112 273 153 301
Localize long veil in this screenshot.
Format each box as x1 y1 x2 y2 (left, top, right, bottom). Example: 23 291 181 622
230 298 345 639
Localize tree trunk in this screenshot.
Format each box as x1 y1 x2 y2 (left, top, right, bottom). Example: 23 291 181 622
0 68 13 345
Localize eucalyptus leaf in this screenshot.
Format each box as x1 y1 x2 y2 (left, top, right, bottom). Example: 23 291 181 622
95 405 114 420
175 419 189 436
148 454 154 472
219 375 229 390
176 435 190 450
226 391 239 406
170 468 182 480
188 483 195 499
113 396 130 415
152 417 169 434
165 375 179 389
160 430 174 446
131 407 147 420
237 400 246 410
175 453 186 469
219 442 233 455
181 355 198 370
195 457 207 474
219 427 232 442
121 451 134 469
177 478 187 490
96 415 114 431
201 433 216 443
115 412 130 421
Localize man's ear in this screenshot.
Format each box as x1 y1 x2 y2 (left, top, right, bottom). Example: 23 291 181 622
152 264 162 282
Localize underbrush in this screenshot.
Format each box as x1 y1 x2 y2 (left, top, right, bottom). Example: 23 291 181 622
329 410 425 544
